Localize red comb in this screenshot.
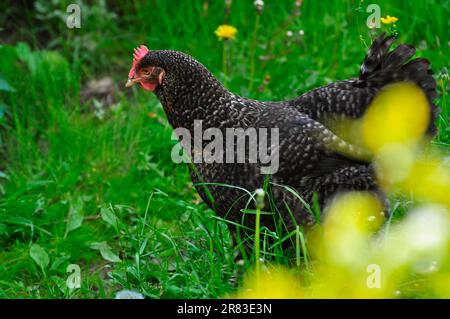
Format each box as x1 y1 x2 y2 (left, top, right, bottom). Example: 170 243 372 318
128 45 149 78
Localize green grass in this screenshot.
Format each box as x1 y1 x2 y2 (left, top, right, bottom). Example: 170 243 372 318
0 0 449 298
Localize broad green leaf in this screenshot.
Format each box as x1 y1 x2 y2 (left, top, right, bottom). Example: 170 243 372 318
100 206 118 230
90 241 121 263
64 197 84 237
30 244 50 272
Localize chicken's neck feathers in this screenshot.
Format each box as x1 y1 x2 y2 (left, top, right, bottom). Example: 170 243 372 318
152 52 260 132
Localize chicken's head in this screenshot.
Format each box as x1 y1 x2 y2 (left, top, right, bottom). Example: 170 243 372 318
125 45 165 92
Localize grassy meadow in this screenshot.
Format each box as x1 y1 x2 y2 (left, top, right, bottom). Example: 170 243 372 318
0 0 449 298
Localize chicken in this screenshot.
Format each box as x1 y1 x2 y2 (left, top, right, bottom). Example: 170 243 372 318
125 34 438 231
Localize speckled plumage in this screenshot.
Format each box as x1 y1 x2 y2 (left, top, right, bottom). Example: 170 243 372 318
133 34 438 231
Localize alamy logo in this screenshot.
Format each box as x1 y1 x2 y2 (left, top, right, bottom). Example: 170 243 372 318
366 263 381 288
66 4 81 29
171 120 280 174
66 264 81 289
366 4 381 29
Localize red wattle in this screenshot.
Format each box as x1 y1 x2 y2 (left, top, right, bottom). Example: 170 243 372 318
141 81 157 92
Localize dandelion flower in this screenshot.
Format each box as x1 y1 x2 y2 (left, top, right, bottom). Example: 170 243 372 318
255 188 265 209
254 0 264 7
254 0 264 13
381 15 398 24
215 25 238 40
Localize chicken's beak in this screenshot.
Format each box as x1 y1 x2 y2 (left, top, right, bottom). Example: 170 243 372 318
125 78 139 88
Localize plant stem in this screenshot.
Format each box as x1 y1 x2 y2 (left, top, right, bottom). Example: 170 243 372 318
296 225 301 267
222 40 228 87
254 189 265 277
439 77 448 142
248 14 260 93
255 204 261 276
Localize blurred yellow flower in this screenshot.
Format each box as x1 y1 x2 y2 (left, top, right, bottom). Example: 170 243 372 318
318 192 385 265
231 78 450 299
371 143 450 210
381 15 399 24
402 157 450 208
233 265 304 299
232 195 450 299
362 82 429 153
354 81 450 208
147 111 157 118
215 24 238 40
310 198 449 299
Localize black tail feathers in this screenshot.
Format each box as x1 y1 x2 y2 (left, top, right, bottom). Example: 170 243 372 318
359 33 439 136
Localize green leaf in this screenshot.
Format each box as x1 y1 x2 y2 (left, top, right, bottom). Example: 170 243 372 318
30 244 50 273
16 42 38 74
90 241 121 263
50 253 71 271
64 197 84 237
0 77 15 92
100 206 118 231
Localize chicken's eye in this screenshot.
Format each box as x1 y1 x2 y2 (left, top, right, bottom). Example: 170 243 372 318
141 68 151 75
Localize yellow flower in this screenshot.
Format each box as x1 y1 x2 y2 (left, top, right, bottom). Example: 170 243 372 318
214 24 238 40
381 15 398 24
233 266 305 299
361 82 429 153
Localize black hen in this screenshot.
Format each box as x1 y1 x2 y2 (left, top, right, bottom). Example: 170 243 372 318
126 34 438 230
